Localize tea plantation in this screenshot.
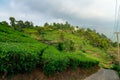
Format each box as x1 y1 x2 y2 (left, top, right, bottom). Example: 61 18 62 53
0 24 99 75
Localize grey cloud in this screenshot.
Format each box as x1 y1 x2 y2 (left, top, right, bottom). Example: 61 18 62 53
13 0 114 22
0 0 116 37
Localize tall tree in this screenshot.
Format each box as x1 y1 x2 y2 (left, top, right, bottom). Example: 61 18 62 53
24 21 34 28
24 21 31 28
16 20 24 28
44 22 49 27
9 17 16 29
65 21 70 28
30 21 34 28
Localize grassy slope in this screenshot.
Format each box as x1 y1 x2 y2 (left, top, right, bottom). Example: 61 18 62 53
0 25 38 43
23 28 113 67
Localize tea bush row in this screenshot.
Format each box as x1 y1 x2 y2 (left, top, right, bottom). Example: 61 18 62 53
42 47 99 75
0 42 99 75
0 42 47 73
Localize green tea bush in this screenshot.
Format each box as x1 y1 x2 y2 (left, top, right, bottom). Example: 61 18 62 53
68 54 80 69
0 42 99 75
68 53 99 69
42 47 69 75
0 42 47 74
42 47 99 75
0 24 37 43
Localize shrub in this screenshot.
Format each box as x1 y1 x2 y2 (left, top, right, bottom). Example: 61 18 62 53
42 47 99 75
42 47 69 75
0 42 47 74
112 63 120 77
68 53 99 69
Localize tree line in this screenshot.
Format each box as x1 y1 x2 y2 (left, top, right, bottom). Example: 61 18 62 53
0 17 34 31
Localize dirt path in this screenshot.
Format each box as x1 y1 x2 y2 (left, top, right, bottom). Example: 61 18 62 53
84 68 120 80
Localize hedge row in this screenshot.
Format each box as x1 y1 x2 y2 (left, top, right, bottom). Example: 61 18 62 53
0 42 47 73
42 47 69 75
0 42 99 75
42 47 99 75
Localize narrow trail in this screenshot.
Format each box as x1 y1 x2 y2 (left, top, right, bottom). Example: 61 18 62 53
84 68 120 80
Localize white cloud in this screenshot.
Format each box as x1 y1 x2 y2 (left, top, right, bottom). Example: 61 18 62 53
0 0 118 38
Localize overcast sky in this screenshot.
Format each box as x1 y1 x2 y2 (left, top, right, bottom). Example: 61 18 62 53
0 0 119 39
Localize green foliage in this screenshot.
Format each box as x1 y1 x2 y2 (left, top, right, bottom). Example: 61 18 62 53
24 21 34 28
57 40 75 52
0 19 110 76
0 21 9 26
44 22 49 27
8 17 34 31
42 47 69 75
57 42 65 51
42 47 99 75
0 24 37 43
84 28 111 49
112 42 117 47
0 24 48 74
0 42 99 75
68 53 99 69
0 23 99 75
9 17 16 29
111 63 120 77
0 42 47 74
37 23 112 51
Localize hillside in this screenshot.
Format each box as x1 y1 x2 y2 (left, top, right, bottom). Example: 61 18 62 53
0 19 117 80
23 22 113 67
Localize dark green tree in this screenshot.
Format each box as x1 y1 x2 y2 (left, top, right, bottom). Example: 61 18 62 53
0 21 9 26
44 22 49 27
65 21 70 28
24 21 31 28
24 21 34 28
16 20 24 28
9 17 16 29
